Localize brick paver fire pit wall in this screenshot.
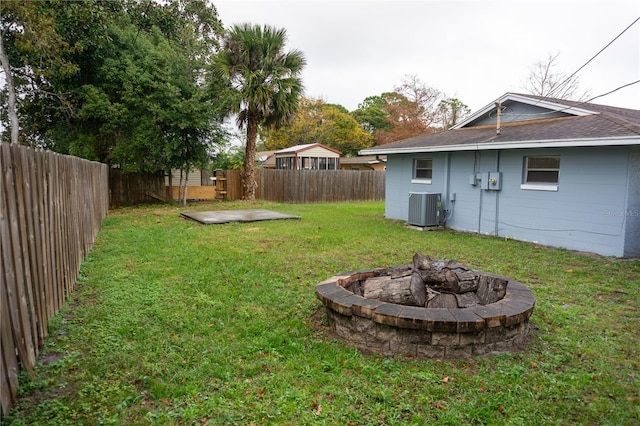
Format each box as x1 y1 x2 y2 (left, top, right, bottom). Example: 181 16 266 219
315 270 535 358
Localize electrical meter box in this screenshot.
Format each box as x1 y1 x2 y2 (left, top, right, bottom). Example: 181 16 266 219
480 172 502 191
488 172 502 190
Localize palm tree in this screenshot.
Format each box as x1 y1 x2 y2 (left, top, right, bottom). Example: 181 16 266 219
216 23 306 199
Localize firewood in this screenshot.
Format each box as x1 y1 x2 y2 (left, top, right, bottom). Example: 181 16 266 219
476 275 508 305
363 274 427 307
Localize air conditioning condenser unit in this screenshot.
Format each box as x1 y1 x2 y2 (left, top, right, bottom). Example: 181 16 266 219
408 192 442 227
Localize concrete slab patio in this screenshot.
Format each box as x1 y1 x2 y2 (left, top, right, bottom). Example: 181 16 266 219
181 209 301 225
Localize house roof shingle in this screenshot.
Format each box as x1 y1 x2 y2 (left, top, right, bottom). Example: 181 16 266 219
361 93 640 155
339 155 386 165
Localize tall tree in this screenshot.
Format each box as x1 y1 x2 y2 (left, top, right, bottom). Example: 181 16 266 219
351 95 391 135
0 22 18 144
394 74 442 128
522 52 589 100
374 92 431 144
352 91 432 145
352 75 453 145
263 98 373 156
215 23 306 200
0 0 85 144
437 98 471 129
1 0 230 196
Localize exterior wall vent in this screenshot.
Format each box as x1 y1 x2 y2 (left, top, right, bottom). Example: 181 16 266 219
408 192 442 227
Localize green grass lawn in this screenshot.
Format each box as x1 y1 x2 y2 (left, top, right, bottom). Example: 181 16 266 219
3 201 639 425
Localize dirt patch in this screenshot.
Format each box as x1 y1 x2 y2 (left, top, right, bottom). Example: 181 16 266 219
39 352 65 365
597 290 629 301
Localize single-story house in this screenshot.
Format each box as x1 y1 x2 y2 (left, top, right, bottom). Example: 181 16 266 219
274 143 342 170
339 155 387 171
165 168 216 200
256 150 277 169
360 92 640 258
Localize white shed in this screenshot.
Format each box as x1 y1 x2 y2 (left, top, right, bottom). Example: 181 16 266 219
274 143 342 170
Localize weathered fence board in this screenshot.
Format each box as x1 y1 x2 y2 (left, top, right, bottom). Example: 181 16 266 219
1 143 108 417
109 169 165 207
255 169 385 203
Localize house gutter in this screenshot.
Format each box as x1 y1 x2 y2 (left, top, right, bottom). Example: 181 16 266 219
359 136 640 156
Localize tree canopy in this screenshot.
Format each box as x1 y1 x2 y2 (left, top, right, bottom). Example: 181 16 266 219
437 98 471 129
350 75 470 145
2 4 476 177
1 0 231 179
263 98 374 156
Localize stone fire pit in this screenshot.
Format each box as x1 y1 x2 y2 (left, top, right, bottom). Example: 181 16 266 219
315 254 535 358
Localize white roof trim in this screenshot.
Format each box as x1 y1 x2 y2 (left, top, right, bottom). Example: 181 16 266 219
452 92 597 129
276 143 317 153
275 143 342 156
359 136 640 155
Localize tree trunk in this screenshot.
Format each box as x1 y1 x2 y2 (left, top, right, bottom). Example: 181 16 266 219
0 32 19 144
243 113 258 200
182 168 189 207
178 168 185 202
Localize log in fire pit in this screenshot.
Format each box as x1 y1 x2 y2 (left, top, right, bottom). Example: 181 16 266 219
315 254 535 358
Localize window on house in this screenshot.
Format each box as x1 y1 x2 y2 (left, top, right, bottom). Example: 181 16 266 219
318 157 337 170
413 158 433 183
522 156 560 191
276 157 294 169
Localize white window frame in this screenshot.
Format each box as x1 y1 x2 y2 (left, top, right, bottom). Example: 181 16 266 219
521 156 560 191
412 158 433 184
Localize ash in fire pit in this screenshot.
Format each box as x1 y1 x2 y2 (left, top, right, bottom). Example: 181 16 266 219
316 253 535 358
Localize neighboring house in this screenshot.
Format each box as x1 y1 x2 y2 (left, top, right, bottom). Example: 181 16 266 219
360 92 640 257
274 143 342 170
165 168 216 200
339 155 387 171
255 150 277 169
165 168 213 187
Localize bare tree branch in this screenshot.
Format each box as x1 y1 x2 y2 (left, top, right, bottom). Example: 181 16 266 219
522 52 590 101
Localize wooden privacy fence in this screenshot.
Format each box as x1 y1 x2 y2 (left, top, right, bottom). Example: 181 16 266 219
219 169 385 203
258 169 385 203
0 143 109 417
109 169 165 207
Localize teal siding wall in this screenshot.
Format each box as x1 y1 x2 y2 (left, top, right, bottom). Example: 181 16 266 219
624 146 640 257
471 102 569 126
384 146 637 257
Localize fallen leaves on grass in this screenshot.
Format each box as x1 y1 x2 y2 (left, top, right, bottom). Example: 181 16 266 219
311 399 322 416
